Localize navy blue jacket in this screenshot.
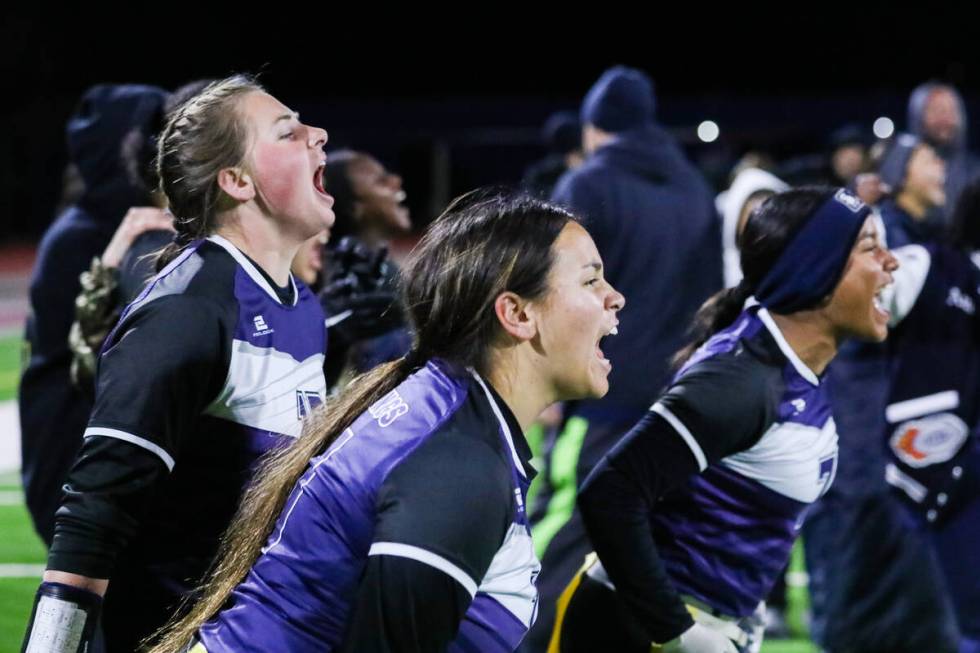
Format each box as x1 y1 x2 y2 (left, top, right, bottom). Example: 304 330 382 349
19 84 168 544
551 124 720 417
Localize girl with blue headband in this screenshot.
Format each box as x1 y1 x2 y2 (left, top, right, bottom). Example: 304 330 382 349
549 187 898 653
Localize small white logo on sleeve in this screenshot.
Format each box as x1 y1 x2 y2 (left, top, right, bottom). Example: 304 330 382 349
834 189 865 212
369 390 409 427
253 315 274 336
791 398 807 414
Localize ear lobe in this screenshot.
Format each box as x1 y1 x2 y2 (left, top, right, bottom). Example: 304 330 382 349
217 166 255 202
494 292 536 342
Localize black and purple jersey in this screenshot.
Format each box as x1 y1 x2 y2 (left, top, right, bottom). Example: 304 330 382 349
649 304 837 617
197 359 540 653
47 236 327 649
578 303 838 642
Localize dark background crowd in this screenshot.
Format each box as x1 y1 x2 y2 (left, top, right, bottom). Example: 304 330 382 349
7 7 980 652
3 8 979 244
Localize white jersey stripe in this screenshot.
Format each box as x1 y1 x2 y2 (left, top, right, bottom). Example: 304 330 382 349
369 542 478 597
652 403 708 471
754 305 819 386
470 370 527 478
84 427 176 471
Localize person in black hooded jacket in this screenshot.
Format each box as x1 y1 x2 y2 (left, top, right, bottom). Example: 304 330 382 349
19 83 169 546
523 66 721 651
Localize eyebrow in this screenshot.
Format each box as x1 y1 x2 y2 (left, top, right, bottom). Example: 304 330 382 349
274 111 300 125
583 262 602 272
857 229 879 245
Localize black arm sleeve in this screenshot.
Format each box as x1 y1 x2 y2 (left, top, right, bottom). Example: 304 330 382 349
578 354 773 643
47 295 227 577
340 427 513 651
48 439 166 577
339 556 471 653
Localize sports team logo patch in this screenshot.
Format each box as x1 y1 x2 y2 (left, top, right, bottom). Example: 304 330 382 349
889 412 969 468
833 188 865 212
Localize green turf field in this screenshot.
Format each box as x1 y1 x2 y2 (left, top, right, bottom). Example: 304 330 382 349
0 471 45 653
0 335 20 402
0 332 819 652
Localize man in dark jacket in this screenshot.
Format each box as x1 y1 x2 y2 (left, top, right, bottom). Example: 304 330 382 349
523 66 720 651
20 84 168 545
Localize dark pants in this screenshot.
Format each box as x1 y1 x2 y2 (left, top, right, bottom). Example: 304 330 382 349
802 489 958 653
522 414 641 653
930 454 980 653
551 568 651 653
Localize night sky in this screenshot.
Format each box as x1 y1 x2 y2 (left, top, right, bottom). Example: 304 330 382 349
3 7 977 238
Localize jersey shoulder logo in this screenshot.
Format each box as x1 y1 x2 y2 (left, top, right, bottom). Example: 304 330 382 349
369 389 409 428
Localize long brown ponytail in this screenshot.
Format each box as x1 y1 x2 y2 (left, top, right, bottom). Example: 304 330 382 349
147 191 575 652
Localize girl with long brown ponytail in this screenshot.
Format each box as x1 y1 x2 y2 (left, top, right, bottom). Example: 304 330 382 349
150 192 624 653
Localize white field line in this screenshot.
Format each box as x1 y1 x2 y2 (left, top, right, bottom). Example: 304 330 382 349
0 563 44 578
0 490 24 505
0 400 20 473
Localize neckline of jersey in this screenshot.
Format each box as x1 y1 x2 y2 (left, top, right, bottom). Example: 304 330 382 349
468 369 534 479
207 234 299 307
752 302 820 386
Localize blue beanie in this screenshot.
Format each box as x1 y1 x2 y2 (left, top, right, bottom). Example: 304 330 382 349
543 111 581 154
581 66 655 133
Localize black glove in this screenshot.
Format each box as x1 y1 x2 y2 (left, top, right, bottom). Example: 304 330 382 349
320 237 406 346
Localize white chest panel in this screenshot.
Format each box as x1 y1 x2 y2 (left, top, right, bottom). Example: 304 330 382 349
477 523 541 628
722 417 838 503
205 339 326 437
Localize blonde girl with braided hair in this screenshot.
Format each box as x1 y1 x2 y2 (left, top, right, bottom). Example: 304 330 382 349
22 75 336 653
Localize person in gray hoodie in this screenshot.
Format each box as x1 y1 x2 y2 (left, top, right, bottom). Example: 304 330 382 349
907 81 980 221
